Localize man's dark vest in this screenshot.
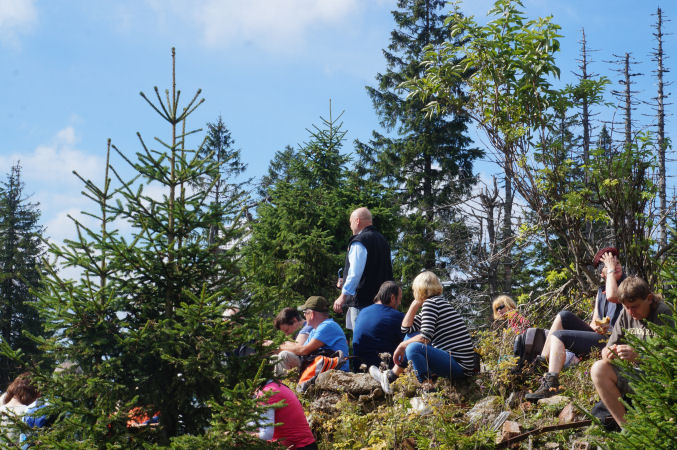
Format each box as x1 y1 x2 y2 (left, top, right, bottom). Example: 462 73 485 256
343 225 393 309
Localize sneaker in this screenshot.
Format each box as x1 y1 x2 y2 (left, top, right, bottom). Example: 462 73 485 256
369 365 392 394
525 372 561 401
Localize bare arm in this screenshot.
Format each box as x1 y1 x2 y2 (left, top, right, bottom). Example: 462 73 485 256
401 300 423 329
392 333 429 366
601 252 620 302
279 338 324 356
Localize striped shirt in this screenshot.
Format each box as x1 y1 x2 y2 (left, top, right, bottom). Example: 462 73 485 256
402 295 476 374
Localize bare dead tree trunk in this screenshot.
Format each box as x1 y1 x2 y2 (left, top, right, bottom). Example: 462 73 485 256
574 28 600 183
502 168 513 293
652 7 669 253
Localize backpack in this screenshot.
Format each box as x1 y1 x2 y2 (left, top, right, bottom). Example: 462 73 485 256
512 327 548 372
297 350 347 392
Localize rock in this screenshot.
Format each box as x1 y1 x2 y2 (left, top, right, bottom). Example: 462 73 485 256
537 394 570 408
495 420 521 444
465 395 503 424
543 442 560 449
314 370 379 395
409 397 433 415
572 440 590 450
558 402 580 424
310 392 343 414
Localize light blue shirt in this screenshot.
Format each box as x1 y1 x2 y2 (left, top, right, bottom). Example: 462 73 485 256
305 318 350 371
342 241 367 296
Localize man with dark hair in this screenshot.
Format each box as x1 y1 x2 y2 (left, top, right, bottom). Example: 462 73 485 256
352 281 405 369
274 307 312 345
333 207 393 330
590 276 673 428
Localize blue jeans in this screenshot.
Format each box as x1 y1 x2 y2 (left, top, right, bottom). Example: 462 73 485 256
401 342 466 382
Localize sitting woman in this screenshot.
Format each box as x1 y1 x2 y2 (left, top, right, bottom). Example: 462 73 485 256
256 380 317 449
492 295 529 334
0 372 40 441
370 271 476 392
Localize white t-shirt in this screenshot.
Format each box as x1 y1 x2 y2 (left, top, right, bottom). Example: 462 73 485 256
0 396 31 441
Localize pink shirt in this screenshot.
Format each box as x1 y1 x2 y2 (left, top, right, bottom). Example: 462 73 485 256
258 381 315 449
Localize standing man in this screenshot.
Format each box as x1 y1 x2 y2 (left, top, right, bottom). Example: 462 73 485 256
333 207 393 330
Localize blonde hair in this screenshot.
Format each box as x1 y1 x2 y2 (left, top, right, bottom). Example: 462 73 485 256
411 271 443 302
492 295 517 320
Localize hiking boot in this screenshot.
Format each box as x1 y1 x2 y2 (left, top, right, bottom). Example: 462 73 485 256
525 372 561 401
369 365 393 394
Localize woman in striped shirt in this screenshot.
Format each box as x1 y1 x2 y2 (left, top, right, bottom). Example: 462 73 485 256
396 271 475 380
369 271 476 391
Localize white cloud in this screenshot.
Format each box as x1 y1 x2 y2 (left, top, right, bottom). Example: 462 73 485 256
146 0 361 52
0 126 105 245
0 0 37 47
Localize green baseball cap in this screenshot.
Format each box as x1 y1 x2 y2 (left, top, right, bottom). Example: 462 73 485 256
298 295 329 313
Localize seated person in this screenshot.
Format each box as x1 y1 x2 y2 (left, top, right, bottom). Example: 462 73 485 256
526 247 625 400
256 380 317 449
277 296 349 372
492 294 529 334
370 271 476 393
354 281 405 368
0 372 40 442
274 307 312 345
590 276 672 428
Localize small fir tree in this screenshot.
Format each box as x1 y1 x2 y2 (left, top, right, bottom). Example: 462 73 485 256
26 49 272 447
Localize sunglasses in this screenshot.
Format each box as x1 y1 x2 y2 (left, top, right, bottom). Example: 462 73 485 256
495 304 506 312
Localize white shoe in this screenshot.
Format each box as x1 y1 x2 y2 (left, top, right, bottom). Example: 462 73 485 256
369 365 392 394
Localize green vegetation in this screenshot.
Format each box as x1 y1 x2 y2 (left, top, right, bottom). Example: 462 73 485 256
0 0 675 448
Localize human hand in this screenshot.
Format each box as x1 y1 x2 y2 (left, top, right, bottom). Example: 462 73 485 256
393 344 406 366
333 294 346 313
408 300 423 312
613 344 637 362
336 277 344 289
600 252 618 274
279 341 294 352
593 316 611 334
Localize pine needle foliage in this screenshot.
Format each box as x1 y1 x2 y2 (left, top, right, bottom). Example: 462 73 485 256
0 163 45 387
24 49 273 448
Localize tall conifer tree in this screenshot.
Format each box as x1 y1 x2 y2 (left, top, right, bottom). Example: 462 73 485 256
0 163 44 387
359 0 481 282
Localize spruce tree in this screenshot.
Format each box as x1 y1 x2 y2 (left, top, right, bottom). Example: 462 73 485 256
359 0 481 282
0 163 45 387
244 107 354 311
27 49 271 447
192 116 250 245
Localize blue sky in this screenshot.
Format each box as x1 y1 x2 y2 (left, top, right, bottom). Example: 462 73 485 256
0 0 674 246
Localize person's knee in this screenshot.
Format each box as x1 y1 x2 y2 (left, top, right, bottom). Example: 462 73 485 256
590 359 613 385
405 342 425 359
558 310 576 323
